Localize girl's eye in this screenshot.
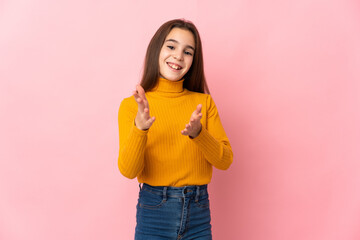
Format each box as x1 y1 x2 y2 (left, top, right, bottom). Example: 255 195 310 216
184 51 193 56
167 46 175 50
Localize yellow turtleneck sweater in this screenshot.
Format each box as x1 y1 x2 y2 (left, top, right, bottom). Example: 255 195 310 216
118 78 233 187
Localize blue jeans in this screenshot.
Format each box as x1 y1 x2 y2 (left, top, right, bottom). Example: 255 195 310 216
135 183 212 240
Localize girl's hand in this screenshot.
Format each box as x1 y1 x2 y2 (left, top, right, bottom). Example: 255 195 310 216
133 85 155 130
181 104 202 138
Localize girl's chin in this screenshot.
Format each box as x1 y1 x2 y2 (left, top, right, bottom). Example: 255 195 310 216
167 78 182 81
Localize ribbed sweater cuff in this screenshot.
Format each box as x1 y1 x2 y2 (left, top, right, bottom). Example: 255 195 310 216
191 127 226 169
131 121 149 136
119 123 148 178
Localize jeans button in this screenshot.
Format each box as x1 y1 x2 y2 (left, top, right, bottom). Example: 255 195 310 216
184 189 192 194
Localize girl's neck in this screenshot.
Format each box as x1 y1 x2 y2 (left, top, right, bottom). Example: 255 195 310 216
152 77 184 93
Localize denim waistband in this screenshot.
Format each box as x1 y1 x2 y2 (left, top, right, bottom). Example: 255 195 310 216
140 183 208 199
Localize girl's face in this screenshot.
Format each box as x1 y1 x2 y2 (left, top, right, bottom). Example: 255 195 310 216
158 28 195 81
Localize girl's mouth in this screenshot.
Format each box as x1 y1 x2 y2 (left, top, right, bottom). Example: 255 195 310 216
167 62 182 70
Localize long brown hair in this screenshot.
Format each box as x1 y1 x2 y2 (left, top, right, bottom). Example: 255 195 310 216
140 19 209 94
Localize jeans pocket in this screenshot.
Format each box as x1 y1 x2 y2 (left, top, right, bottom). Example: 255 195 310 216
195 193 210 209
138 189 166 209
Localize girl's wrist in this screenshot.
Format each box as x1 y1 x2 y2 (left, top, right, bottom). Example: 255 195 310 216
134 120 149 131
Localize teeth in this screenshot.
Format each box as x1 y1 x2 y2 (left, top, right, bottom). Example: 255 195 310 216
169 63 180 70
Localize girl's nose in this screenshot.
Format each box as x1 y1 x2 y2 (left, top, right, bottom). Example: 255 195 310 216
173 51 183 61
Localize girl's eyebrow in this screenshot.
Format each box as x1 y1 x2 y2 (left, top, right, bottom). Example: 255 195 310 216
165 39 195 51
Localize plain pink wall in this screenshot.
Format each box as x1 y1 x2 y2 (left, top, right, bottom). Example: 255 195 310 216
1 0 360 239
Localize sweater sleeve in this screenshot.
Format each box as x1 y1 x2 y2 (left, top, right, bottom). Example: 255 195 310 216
117 97 148 179
191 95 233 170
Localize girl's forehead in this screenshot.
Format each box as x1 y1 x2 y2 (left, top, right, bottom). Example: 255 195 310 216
165 28 195 47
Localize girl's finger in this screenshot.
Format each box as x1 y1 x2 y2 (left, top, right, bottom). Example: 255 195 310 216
135 97 142 103
135 85 150 110
146 116 156 125
133 92 140 101
181 129 188 135
136 85 146 99
191 115 202 124
196 104 202 114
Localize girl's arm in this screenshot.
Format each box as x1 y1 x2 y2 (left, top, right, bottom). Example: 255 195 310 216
190 95 233 170
117 97 148 179
118 85 155 179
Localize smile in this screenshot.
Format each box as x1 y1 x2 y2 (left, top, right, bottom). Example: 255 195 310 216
167 62 182 70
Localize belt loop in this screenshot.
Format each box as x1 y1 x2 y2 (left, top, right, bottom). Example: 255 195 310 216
195 186 200 202
139 183 142 191
162 187 167 201
182 187 187 198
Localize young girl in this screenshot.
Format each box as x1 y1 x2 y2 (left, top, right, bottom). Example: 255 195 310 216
118 19 233 240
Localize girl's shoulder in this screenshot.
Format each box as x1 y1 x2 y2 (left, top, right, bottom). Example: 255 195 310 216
184 90 217 109
119 95 137 111
185 89 210 98
121 95 135 103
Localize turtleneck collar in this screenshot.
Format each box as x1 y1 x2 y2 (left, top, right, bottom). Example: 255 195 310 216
152 77 184 93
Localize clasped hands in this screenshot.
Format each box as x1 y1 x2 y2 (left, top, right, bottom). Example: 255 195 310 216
133 85 202 138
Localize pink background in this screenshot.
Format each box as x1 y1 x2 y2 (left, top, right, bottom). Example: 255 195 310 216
1 0 360 239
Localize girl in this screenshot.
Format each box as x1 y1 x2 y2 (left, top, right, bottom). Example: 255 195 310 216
118 19 233 240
